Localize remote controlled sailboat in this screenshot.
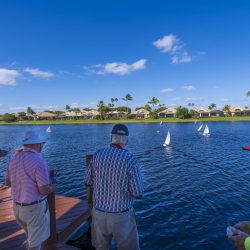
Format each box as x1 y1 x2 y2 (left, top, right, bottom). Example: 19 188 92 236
203 125 209 136
163 129 170 147
46 126 51 133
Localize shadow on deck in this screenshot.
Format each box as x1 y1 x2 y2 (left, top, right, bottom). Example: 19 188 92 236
0 186 92 250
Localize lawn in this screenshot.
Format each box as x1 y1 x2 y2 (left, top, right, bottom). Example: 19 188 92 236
1 116 250 125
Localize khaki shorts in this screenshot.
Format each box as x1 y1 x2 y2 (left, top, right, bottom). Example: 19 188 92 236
92 207 140 250
13 200 50 248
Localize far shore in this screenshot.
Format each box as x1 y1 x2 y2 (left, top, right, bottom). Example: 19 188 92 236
1 116 250 125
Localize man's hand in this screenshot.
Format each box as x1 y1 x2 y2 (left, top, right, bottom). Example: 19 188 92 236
49 183 57 193
229 228 248 250
0 150 7 157
38 183 57 195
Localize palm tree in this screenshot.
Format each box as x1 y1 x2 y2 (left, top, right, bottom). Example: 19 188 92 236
247 91 250 108
144 104 152 112
27 106 35 120
111 98 118 108
188 103 195 108
97 100 105 120
65 105 71 112
122 94 133 119
148 97 160 118
208 103 216 110
223 104 231 116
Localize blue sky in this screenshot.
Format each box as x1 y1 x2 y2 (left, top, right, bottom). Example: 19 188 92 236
0 0 250 113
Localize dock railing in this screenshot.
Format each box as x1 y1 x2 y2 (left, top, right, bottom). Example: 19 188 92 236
85 155 93 207
45 169 57 244
45 156 93 245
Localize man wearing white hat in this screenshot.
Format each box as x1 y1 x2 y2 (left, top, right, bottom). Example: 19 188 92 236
6 130 56 250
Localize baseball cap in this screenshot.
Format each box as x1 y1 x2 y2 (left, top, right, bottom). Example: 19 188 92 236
111 124 129 136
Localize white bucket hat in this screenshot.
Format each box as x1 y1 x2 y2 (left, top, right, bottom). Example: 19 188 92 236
22 130 47 145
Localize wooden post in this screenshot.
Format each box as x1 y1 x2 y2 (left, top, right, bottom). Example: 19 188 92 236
86 155 93 207
45 169 57 244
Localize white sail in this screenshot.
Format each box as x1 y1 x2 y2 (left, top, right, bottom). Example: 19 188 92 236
163 130 170 146
203 125 209 136
46 126 51 133
160 121 162 125
197 124 203 131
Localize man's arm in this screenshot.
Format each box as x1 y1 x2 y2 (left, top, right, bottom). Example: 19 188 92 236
5 165 11 187
128 157 144 198
35 160 55 195
6 177 11 187
85 157 94 186
38 183 56 195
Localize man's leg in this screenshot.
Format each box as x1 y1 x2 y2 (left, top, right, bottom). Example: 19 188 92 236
22 201 50 249
111 209 140 250
13 204 28 235
91 208 112 250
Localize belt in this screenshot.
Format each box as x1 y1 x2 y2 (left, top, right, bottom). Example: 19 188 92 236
14 198 46 206
95 207 131 213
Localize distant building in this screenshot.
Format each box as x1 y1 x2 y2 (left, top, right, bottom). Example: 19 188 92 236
130 108 150 118
158 108 177 117
225 106 244 116
108 110 126 119
36 111 58 120
85 109 100 119
210 110 224 117
194 108 211 117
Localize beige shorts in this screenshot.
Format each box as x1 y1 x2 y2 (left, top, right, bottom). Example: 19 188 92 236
13 200 50 248
91 207 140 250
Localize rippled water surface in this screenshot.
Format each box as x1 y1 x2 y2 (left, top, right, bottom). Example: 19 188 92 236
1 122 250 250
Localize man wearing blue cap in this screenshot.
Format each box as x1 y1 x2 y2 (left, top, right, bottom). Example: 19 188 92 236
85 124 144 250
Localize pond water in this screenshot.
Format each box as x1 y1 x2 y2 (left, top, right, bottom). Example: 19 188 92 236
1 122 250 250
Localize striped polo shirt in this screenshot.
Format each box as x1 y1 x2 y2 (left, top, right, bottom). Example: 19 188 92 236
85 144 144 212
6 148 50 203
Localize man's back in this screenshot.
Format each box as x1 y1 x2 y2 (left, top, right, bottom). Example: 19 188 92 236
7 148 49 203
86 144 144 212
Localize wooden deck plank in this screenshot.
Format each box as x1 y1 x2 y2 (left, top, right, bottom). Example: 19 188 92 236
0 187 91 250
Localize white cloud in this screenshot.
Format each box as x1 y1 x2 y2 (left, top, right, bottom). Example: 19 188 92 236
0 68 21 86
222 98 230 102
70 102 81 108
153 34 182 53
9 106 27 111
86 59 147 75
24 67 54 78
169 103 177 107
185 97 203 101
184 85 196 91
171 52 192 64
42 104 60 110
69 102 97 109
153 34 193 64
160 88 174 93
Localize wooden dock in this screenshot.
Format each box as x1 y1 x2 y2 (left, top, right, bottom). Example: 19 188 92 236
0 186 92 250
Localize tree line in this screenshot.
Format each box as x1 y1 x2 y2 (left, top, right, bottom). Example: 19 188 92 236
1 91 250 123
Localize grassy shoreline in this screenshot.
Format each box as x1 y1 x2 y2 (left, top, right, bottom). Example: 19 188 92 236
1 116 250 125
